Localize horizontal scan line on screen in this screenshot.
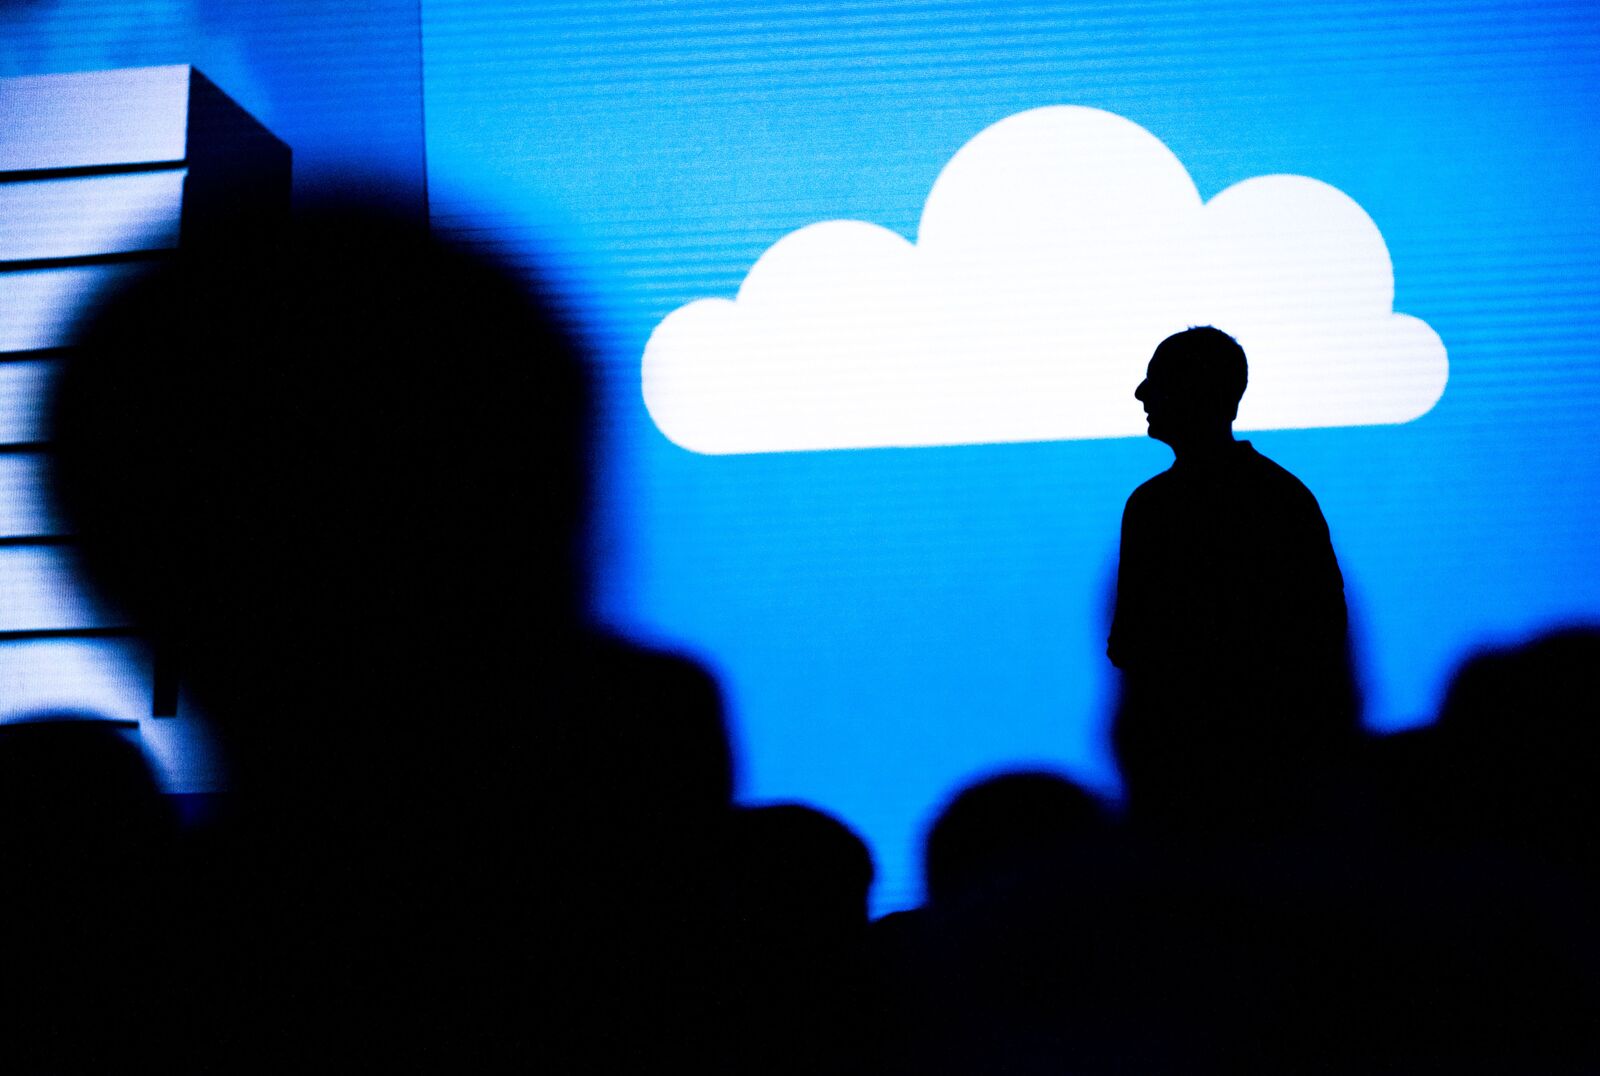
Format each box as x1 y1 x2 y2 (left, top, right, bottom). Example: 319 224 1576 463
0 160 187 184
0 250 176 274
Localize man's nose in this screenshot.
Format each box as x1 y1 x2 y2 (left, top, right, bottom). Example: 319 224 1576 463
1135 380 1148 401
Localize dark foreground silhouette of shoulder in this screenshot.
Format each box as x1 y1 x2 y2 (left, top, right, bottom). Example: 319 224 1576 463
47 201 739 1070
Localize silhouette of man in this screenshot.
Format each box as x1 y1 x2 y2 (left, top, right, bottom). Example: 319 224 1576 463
1109 328 1352 822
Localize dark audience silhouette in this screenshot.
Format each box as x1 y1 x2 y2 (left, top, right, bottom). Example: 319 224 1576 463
1420 626 1600 879
47 203 738 1070
922 770 1107 910
8 202 1595 1072
725 804 875 1073
0 715 178 1071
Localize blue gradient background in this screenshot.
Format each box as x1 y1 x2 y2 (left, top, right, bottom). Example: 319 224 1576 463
7 1 1600 910
422 0 1600 909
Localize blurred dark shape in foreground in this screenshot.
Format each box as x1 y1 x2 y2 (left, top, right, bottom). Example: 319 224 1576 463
47 202 740 1069
1380 626 1600 879
878 631 1600 1074
923 769 1108 910
724 803 875 1074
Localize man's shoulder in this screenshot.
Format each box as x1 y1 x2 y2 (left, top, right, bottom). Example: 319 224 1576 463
1123 468 1178 515
1236 443 1322 506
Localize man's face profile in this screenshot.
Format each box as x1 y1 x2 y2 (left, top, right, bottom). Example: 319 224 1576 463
1135 350 1186 447
1134 330 1241 449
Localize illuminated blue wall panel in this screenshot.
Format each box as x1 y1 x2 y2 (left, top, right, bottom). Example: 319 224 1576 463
424 0 1600 909
0 0 427 212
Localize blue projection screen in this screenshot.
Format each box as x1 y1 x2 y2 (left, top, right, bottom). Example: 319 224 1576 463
5 1 1600 911
422 0 1600 910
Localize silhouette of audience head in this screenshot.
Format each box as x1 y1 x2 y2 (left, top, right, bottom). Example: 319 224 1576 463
49 202 593 791
48 199 751 1071
732 803 875 929
1423 626 1600 874
1135 326 1247 449
924 770 1106 907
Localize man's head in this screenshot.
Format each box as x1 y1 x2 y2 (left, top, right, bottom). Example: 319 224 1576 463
49 202 594 739
1135 327 1247 448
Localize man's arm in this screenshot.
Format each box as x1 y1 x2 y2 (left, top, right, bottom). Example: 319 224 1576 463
1107 492 1144 671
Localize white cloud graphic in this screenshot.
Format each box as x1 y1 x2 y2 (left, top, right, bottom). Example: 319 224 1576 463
643 106 1447 454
